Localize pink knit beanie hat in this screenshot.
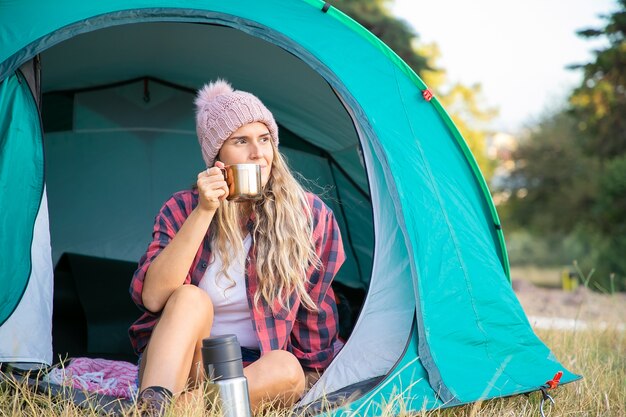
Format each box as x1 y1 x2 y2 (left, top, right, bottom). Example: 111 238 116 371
195 79 279 166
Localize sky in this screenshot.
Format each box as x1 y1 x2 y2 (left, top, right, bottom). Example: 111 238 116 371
390 0 618 133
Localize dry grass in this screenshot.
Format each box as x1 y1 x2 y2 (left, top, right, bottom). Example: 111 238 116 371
1 323 624 417
425 325 625 417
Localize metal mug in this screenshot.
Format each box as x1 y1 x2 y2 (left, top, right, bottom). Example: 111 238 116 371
221 164 263 202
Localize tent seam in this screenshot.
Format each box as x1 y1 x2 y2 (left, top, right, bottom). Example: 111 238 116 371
431 100 510 279
389 67 456 403
393 68 527 393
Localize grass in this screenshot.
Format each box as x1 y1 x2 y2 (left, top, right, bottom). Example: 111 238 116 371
428 325 625 417
1 323 623 417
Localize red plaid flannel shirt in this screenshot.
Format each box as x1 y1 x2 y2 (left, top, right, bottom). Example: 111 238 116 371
128 190 345 370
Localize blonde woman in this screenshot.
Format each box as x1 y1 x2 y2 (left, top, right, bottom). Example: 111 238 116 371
129 80 345 414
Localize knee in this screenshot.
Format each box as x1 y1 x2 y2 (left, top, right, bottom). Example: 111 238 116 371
267 350 306 398
163 285 214 320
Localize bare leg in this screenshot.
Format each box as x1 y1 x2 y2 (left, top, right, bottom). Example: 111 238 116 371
139 285 214 394
139 286 311 414
243 350 306 413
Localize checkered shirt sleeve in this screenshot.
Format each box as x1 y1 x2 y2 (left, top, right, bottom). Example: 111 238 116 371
129 192 197 312
289 194 346 370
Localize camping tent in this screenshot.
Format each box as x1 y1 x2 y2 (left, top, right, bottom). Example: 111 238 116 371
0 0 578 414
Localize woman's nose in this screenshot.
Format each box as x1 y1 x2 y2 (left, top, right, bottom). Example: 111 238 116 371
249 142 264 160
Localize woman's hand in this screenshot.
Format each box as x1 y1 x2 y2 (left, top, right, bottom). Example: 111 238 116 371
196 161 229 212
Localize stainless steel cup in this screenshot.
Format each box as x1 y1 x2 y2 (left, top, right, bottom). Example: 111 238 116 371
221 164 263 202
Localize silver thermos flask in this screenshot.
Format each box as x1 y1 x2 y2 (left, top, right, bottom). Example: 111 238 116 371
202 335 253 417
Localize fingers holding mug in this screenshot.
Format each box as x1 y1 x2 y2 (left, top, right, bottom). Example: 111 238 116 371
198 166 222 179
213 161 230 201
196 164 228 211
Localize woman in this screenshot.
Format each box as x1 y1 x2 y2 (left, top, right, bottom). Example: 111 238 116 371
128 79 345 414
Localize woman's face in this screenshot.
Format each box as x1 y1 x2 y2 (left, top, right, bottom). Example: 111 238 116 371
218 122 274 186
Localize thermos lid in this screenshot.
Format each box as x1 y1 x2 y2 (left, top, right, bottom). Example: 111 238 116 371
202 334 243 367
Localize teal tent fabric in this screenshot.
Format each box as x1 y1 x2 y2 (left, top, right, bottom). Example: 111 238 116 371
0 71 44 325
0 1 579 415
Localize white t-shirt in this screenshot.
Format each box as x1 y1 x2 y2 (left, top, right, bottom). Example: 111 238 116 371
198 234 258 349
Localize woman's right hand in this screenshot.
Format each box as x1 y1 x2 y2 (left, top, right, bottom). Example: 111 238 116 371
196 161 229 212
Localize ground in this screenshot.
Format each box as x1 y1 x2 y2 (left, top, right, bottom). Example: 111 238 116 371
511 268 626 327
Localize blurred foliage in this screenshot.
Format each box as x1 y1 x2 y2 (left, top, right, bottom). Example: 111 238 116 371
329 0 497 178
505 230 577 267
327 0 429 73
595 154 626 235
501 0 626 292
503 111 599 233
569 0 626 158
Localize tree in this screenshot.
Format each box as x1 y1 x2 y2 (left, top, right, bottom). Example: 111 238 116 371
591 154 626 291
595 155 626 236
572 0 626 290
570 0 626 158
502 1 626 291
327 0 429 74
503 111 598 234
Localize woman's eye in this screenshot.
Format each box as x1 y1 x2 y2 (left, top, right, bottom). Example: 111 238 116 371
260 136 270 143
235 138 247 144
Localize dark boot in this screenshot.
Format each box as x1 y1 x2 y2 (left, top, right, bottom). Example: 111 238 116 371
137 386 173 417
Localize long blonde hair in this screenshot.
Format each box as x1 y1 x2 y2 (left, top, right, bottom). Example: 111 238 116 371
209 145 322 311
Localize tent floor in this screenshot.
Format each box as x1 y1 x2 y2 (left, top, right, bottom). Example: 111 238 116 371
297 375 385 415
